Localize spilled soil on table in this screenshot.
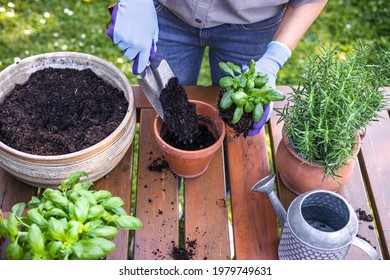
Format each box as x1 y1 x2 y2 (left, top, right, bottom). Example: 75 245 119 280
0 67 128 156
170 239 198 260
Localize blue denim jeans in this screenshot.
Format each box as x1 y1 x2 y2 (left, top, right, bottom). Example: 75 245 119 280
150 2 284 85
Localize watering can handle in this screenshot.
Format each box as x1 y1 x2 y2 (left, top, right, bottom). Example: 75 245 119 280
351 237 379 260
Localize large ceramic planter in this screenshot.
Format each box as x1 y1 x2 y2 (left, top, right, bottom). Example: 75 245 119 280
276 130 361 194
154 100 226 178
0 52 136 188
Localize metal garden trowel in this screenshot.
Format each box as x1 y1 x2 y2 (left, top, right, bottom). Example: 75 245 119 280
138 59 174 121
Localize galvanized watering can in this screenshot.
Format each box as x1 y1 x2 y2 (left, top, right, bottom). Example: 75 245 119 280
252 174 379 260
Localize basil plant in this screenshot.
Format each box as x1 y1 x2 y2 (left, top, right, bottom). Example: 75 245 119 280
218 59 286 124
0 171 142 260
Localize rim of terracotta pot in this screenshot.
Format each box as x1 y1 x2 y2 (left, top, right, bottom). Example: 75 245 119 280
153 100 226 158
0 52 134 160
282 126 361 169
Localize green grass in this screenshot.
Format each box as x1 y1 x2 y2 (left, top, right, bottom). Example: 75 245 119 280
1 0 388 86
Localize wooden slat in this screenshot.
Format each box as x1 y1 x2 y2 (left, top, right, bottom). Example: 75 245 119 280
268 114 297 210
184 145 230 260
0 170 38 259
134 109 179 260
92 146 134 260
227 128 279 260
359 109 390 259
0 168 37 259
269 114 383 260
339 160 383 259
0 168 37 212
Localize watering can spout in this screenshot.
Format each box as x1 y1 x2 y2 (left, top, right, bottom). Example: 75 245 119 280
251 174 287 227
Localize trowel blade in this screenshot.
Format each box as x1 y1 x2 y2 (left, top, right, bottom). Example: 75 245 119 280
138 59 174 121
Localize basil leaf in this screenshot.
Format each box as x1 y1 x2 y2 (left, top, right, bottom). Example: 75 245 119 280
218 62 235 77
66 223 80 244
68 202 76 221
5 241 24 260
11 202 26 217
47 241 63 259
27 196 41 209
0 218 9 238
87 205 105 220
79 189 97 205
253 103 264 123
44 208 69 219
72 238 115 260
101 197 125 210
59 171 88 191
28 224 45 255
93 190 112 203
244 101 255 113
219 76 233 88
265 88 286 101
26 208 49 230
7 213 19 237
226 62 242 74
43 190 69 209
238 77 247 88
113 215 143 230
48 217 66 241
255 75 269 88
232 106 244 124
75 197 89 223
219 89 234 109
86 226 118 239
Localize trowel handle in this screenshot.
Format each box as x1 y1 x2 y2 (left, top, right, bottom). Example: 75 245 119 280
351 237 379 260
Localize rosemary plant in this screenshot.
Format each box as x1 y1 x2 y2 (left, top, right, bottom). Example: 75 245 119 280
277 43 388 179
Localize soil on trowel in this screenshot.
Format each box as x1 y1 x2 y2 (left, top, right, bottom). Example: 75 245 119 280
159 77 217 150
0 67 128 156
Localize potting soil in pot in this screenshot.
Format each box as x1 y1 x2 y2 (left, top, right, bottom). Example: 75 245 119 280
159 77 216 150
0 67 128 155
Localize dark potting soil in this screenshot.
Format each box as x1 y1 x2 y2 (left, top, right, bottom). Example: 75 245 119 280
0 67 128 156
217 88 253 137
355 208 374 222
170 239 198 260
147 156 170 172
159 77 217 150
161 118 216 151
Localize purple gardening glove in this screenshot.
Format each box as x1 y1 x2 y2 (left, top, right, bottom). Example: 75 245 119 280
247 41 291 136
106 0 158 74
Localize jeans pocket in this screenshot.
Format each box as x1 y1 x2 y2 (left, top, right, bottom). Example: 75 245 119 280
154 0 164 13
230 12 284 32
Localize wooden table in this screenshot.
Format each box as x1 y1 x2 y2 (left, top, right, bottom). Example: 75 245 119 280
1 86 389 260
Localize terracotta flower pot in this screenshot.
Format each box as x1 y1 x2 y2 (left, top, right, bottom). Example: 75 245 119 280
276 130 361 194
153 100 226 178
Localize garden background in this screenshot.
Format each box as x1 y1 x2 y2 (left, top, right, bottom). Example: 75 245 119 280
0 0 389 86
